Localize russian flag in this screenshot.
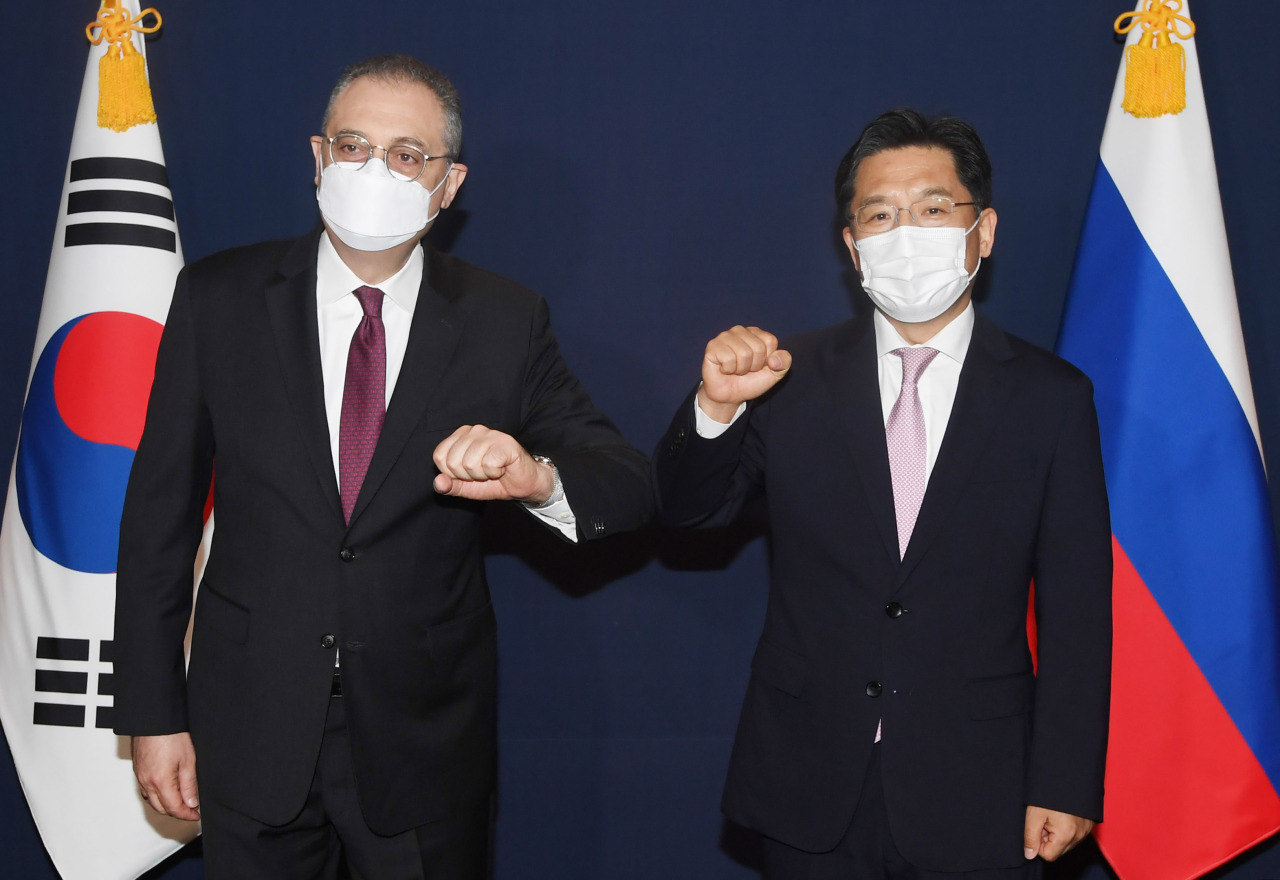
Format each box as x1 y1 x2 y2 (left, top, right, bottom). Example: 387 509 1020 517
1056 4 1280 878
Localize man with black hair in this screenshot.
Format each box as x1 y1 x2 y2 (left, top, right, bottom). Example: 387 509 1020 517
114 54 652 879
655 108 1112 879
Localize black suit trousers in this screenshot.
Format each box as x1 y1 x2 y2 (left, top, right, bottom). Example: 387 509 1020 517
200 694 491 880
761 746 1043 880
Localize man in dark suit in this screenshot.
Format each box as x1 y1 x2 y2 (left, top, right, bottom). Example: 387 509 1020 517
113 55 651 878
655 109 1112 879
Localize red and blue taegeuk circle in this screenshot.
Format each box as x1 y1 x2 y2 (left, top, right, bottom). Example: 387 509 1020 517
15 312 163 574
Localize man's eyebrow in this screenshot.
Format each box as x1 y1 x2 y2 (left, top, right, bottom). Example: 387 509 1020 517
916 184 955 199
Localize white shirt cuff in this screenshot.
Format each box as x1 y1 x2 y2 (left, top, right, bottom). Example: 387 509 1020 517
524 493 578 543
693 394 746 439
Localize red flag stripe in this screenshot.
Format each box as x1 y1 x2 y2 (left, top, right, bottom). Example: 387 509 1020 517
1095 537 1280 880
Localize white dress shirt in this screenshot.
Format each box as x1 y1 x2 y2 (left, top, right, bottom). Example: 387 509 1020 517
316 233 577 539
872 303 974 481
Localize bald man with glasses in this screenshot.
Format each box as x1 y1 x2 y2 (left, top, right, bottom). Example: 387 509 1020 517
114 54 651 879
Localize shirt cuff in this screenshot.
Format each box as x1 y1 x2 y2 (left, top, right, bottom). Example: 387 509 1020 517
693 393 746 439
524 492 579 543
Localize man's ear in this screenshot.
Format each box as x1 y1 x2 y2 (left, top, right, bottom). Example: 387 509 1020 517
977 207 998 258
440 163 468 209
310 136 324 187
842 225 863 279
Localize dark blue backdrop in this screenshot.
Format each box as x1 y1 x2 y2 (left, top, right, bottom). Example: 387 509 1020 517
3 2 1278 878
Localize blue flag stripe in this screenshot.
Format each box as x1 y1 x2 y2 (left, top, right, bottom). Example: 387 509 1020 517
1058 162 1280 787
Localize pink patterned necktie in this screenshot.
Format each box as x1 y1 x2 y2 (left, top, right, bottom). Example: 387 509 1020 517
339 286 386 524
886 346 939 559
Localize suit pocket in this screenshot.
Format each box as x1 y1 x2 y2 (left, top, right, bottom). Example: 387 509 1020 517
750 638 810 699
421 403 508 434
969 452 1038 483
967 671 1034 719
426 601 498 666
194 581 250 645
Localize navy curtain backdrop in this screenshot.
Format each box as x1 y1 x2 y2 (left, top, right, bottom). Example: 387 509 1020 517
3 2 1278 878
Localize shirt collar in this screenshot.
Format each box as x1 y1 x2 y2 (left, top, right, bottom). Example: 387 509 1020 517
316 231 423 314
873 301 975 367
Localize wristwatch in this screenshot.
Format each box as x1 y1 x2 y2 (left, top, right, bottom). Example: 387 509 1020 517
529 454 563 507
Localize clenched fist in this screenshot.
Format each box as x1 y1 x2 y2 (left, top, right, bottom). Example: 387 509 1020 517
433 425 555 504
698 325 792 423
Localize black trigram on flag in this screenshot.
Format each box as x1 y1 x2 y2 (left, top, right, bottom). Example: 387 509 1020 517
64 157 176 252
32 636 115 730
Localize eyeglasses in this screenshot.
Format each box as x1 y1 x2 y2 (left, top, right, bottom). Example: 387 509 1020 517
852 197 976 235
321 133 452 182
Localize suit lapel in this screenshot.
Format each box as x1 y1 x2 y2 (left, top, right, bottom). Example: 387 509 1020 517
264 231 344 521
895 313 1015 586
827 317 901 564
347 244 465 528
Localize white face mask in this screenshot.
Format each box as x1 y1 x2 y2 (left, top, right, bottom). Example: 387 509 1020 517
853 214 982 324
316 158 452 252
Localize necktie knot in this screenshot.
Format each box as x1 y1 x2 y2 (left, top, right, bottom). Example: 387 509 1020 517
893 346 939 387
354 286 384 319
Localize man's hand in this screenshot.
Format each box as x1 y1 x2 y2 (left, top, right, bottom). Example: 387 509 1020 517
133 732 200 821
1024 805 1094 861
698 325 792 423
433 425 555 504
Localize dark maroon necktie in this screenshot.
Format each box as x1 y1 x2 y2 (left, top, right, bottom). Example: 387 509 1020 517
339 286 386 524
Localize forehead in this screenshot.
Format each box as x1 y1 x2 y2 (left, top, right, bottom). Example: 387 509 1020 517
326 76 447 147
853 145 967 205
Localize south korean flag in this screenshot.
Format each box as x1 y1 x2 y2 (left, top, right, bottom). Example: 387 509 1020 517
0 4 209 879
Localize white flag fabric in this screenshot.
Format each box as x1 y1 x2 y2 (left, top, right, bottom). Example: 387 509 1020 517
0 7 203 878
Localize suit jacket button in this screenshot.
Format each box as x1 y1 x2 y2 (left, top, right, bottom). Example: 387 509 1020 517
865 681 883 698
339 548 356 562
320 633 336 649
667 429 685 457
885 602 905 619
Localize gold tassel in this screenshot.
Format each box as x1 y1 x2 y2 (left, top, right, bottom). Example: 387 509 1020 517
85 0 163 132
1115 0 1195 118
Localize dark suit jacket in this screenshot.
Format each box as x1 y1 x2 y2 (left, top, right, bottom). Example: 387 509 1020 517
654 312 1111 872
113 230 652 834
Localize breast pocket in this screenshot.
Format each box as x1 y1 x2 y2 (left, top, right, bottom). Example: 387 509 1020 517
420 402 511 435
968 451 1039 484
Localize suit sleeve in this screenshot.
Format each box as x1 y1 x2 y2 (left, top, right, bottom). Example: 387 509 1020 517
514 297 653 541
652 386 768 529
113 268 214 735
1025 377 1113 820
